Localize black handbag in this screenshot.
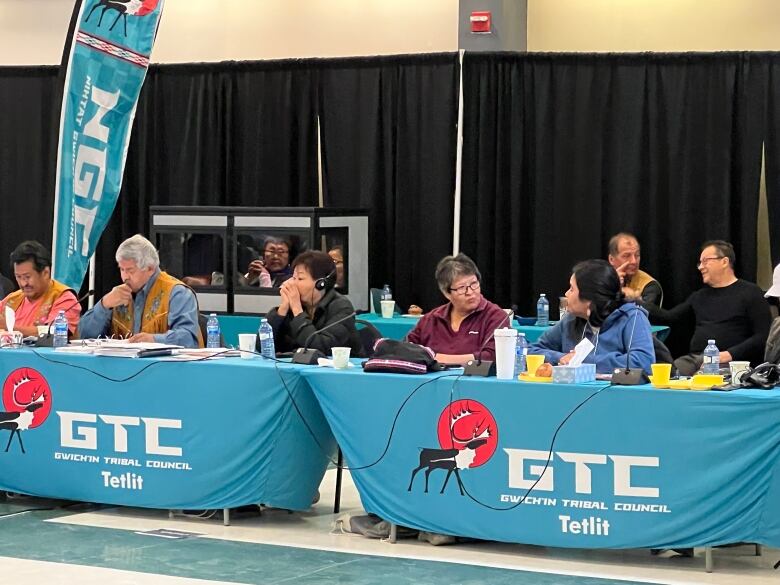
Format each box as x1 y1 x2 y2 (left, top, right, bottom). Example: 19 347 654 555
362 339 444 374
739 362 780 390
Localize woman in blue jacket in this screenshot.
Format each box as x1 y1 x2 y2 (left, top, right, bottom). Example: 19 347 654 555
530 259 655 374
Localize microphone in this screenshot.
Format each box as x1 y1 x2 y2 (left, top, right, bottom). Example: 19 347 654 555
291 311 357 365
464 308 513 377
36 289 95 347
610 304 649 385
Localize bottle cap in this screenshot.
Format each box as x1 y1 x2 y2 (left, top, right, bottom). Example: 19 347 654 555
708 339 715 344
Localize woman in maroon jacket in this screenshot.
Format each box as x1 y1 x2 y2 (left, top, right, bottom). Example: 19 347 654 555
407 254 508 365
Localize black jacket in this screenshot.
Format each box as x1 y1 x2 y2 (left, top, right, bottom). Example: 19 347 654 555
266 289 362 356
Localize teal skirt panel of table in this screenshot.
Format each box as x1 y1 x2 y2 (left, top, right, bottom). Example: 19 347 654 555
302 367 780 548
0 349 336 511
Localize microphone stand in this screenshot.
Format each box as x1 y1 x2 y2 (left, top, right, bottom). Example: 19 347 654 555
291 311 356 365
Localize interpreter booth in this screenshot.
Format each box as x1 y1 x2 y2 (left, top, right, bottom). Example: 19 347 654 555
149 207 369 315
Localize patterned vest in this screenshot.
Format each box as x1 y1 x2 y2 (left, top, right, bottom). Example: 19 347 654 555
625 269 656 295
5 279 75 327
110 271 204 347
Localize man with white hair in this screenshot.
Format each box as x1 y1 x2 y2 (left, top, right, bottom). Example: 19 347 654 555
79 234 203 347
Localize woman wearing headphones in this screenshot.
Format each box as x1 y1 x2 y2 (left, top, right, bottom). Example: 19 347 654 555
529 259 655 374
266 250 362 356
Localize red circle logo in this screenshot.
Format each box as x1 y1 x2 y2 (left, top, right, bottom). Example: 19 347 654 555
436 399 498 467
2 368 53 428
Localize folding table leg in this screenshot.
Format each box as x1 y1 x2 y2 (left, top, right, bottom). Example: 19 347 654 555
334 448 343 513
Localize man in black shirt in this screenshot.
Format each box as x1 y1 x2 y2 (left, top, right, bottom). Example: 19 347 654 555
647 241 771 376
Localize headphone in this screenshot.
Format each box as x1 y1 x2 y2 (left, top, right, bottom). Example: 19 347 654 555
314 267 337 291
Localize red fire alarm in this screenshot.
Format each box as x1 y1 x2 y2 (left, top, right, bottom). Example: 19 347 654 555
470 11 491 34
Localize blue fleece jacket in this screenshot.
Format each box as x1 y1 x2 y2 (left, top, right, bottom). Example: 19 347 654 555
529 304 655 374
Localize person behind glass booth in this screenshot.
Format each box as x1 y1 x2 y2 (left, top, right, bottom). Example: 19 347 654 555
244 237 293 288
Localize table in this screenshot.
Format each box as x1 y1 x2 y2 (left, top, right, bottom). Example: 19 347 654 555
302 367 780 549
358 313 670 342
0 348 336 511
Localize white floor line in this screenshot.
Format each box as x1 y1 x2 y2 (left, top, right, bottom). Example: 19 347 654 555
0 556 250 585
45 469 779 585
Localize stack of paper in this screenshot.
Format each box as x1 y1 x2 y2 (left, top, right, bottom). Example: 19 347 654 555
92 342 181 358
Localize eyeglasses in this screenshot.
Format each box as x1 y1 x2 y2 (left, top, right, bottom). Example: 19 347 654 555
448 280 481 295
264 248 289 257
697 256 724 268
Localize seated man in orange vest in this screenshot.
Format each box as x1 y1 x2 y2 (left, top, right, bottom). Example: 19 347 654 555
607 232 663 306
79 235 203 348
0 241 81 336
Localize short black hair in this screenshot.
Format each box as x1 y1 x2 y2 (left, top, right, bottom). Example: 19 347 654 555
10 241 51 273
292 250 337 284
701 240 736 269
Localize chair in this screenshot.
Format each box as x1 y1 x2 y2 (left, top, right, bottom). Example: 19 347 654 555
0 273 15 298
369 288 402 315
652 335 674 365
356 319 383 357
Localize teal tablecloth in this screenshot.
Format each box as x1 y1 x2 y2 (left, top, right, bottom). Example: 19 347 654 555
302 367 780 549
0 348 335 510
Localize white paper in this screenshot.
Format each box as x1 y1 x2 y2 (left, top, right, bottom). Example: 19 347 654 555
568 337 595 367
317 357 356 368
4 306 15 333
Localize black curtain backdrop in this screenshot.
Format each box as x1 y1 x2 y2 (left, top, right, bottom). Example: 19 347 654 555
461 52 769 326
318 54 459 313
0 66 60 284
94 61 321 295
1 52 778 323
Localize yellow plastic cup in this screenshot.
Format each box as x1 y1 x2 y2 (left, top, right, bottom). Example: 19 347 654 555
525 354 545 376
650 363 672 386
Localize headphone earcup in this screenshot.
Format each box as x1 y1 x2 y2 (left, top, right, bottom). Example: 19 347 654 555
314 277 326 291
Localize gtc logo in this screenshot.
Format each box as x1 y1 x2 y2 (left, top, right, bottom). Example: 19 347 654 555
1 368 53 454
408 399 497 495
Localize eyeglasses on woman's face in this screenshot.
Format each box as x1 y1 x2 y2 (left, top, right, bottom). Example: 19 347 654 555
448 279 480 295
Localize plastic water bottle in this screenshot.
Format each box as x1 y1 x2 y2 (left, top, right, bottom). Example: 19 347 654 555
515 333 529 377
206 313 220 348
381 284 393 301
702 339 720 374
53 310 68 347
536 294 550 327
258 318 275 359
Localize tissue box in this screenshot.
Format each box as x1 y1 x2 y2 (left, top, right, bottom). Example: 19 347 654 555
552 363 596 384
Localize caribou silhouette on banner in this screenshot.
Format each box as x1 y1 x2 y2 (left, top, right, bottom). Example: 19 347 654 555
408 402 492 495
85 0 160 37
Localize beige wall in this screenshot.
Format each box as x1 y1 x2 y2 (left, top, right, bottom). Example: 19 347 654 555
4 0 779 65
528 0 780 52
0 0 458 66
